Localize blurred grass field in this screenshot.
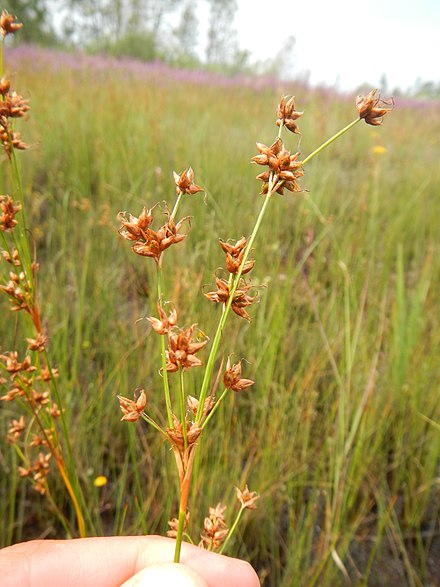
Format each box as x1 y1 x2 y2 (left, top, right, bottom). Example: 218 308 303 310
1 47 440 586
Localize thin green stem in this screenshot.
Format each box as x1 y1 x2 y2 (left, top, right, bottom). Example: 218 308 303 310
219 506 245 554
174 507 187 562
201 388 229 430
196 187 273 423
179 367 188 451
170 192 183 221
302 118 361 166
140 412 167 436
156 265 174 428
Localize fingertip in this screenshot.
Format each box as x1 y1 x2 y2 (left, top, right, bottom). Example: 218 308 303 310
121 562 208 587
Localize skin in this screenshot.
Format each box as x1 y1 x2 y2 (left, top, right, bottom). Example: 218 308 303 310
0 535 260 587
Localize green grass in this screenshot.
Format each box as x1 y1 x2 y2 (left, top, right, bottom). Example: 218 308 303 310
1 55 440 585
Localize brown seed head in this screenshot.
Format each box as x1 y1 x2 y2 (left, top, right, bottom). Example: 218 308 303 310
166 324 207 372
219 237 254 275
276 95 303 134
252 139 303 195
200 503 229 550
205 277 257 321
118 207 154 241
6 415 26 444
26 333 48 352
187 394 214 418
356 89 394 126
236 485 260 510
0 352 35 375
223 358 254 392
1 10 23 37
166 414 202 449
0 77 10 95
0 195 21 231
0 91 30 119
2 248 21 266
117 389 147 422
167 511 190 538
120 205 190 263
173 167 204 195
147 303 177 335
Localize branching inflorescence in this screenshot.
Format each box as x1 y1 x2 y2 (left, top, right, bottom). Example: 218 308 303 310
116 75 393 562
0 10 87 538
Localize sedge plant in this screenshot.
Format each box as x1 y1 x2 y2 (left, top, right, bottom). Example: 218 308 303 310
0 11 89 539
116 88 393 563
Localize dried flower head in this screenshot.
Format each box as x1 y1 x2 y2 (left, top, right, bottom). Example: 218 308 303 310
0 125 29 159
200 503 229 550
173 167 204 195
252 139 303 195
0 90 30 119
26 333 48 352
118 207 154 241
0 77 10 95
6 415 26 444
205 277 257 321
0 351 35 375
187 394 214 418
356 89 394 126
167 511 190 538
0 195 21 231
166 324 207 372
167 414 202 449
223 358 254 392
236 485 260 510
2 248 21 266
119 206 190 263
147 303 178 335
276 95 303 134
0 271 32 312
219 237 254 275
117 389 147 422
31 452 51 495
1 10 22 37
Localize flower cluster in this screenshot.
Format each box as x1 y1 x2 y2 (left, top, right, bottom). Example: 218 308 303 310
0 195 21 231
252 138 303 195
117 389 147 422
276 95 303 134
165 323 207 372
118 205 190 264
356 89 394 126
219 237 254 275
200 503 229 550
223 358 254 392
0 69 29 159
1 10 22 37
205 276 257 321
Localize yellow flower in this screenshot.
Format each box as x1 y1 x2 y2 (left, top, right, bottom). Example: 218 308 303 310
93 475 107 487
372 145 387 155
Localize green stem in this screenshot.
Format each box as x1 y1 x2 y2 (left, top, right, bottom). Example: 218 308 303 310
174 507 187 562
302 118 361 166
170 191 183 221
201 387 229 430
196 187 273 423
179 367 188 451
156 265 174 428
219 506 245 554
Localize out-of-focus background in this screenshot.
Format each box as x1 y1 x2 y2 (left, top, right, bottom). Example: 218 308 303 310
2 0 440 96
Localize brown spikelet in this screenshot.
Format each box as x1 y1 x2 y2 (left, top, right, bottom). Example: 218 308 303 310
356 89 394 126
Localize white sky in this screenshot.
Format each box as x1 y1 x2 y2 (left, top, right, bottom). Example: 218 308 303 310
232 0 439 91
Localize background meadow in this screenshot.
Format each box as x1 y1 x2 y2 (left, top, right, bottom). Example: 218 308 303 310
1 46 440 586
